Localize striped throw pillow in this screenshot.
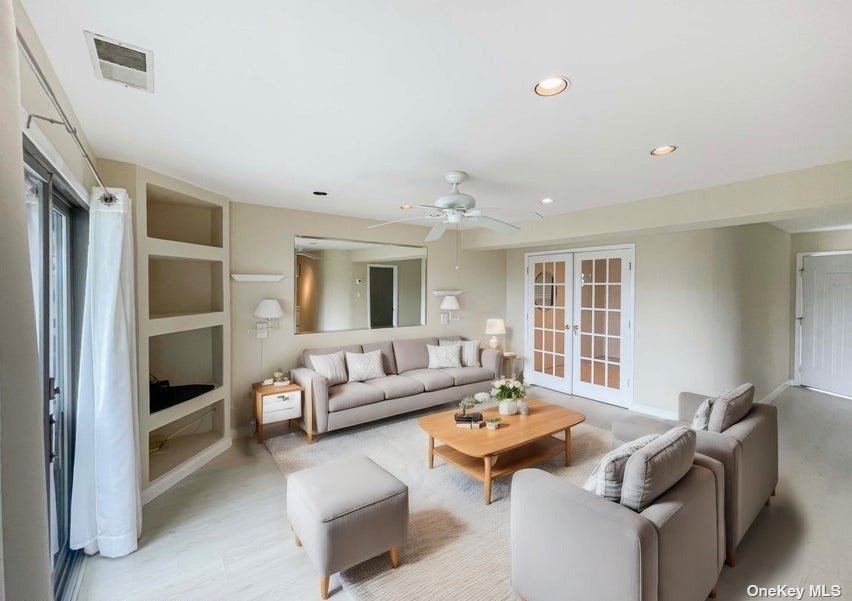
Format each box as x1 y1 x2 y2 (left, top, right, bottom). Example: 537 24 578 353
309 350 347 386
439 339 481 368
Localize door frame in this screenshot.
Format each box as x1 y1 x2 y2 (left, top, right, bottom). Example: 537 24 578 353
367 264 399 328
793 250 852 387
523 243 636 407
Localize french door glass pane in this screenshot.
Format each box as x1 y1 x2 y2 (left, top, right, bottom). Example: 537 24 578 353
531 259 569 379
578 256 623 388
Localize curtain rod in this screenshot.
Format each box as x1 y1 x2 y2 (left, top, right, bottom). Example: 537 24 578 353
16 29 116 205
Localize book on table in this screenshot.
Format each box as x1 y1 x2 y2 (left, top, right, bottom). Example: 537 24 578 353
456 420 484 429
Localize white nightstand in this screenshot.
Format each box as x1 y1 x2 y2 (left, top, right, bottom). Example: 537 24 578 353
252 382 306 443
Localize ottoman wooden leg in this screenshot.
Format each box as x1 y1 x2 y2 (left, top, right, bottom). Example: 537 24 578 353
726 549 736 567
389 546 400 568
320 575 330 600
709 585 718 598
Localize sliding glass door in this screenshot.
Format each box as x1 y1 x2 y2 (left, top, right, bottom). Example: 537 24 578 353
25 145 85 601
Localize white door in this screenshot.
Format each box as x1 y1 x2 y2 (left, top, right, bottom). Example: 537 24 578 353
800 254 852 396
571 249 634 407
525 254 573 392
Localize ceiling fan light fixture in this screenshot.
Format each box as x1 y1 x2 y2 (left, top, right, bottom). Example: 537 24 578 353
650 145 678 156
540 197 555 205
534 76 570 97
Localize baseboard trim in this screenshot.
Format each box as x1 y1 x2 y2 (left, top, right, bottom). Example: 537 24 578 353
761 380 793 405
630 402 678 421
142 437 232 505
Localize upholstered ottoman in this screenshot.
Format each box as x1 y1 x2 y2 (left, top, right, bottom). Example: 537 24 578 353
287 454 409 599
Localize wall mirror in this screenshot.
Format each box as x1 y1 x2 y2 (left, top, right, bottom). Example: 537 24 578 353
294 236 427 334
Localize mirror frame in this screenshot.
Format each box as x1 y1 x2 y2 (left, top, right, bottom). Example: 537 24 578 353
293 235 428 335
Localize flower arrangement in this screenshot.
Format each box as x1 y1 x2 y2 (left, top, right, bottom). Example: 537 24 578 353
491 377 526 401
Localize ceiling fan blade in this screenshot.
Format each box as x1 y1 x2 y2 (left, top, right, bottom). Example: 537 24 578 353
424 222 448 242
475 215 521 234
367 215 430 229
464 208 482 217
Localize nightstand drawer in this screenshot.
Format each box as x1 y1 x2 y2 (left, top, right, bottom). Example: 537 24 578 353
263 407 300 424
261 391 301 422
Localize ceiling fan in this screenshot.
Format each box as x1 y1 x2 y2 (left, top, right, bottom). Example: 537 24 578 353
368 171 522 242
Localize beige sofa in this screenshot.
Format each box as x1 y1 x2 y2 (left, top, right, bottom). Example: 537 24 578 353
612 389 778 566
511 450 725 601
290 336 501 435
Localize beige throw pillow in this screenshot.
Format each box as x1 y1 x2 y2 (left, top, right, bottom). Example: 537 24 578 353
345 350 386 383
583 433 660 502
439 339 481 367
707 383 755 432
620 426 696 512
309 350 347 386
691 398 714 430
427 344 462 369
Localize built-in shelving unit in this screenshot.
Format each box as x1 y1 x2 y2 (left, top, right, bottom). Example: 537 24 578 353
130 167 232 504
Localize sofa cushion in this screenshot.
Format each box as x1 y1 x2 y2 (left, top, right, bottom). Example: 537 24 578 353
621 426 696 512
427 344 462 369
691 397 714 430
392 337 438 374
365 375 425 400
346 350 386 383
327 382 385 412
309 350 348 386
583 434 660 502
707 383 754 433
441 366 494 386
399 369 454 392
302 344 362 370
440 339 481 367
362 341 397 375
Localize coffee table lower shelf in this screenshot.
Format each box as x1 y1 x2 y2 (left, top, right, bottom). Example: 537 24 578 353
432 436 565 504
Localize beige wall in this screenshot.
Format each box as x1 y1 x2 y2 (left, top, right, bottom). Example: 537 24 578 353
230 202 506 429
505 223 792 415
791 229 852 255
15 0 95 191
1 0 51 597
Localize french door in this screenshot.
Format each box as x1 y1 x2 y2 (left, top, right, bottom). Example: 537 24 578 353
799 253 852 396
525 247 634 407
25 143 85 601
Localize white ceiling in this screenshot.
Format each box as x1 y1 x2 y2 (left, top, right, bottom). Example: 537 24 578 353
21 0 852 226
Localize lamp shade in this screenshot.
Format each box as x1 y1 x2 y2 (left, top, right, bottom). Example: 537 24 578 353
440 295 460 311
254 298 285 319
485 318 506 335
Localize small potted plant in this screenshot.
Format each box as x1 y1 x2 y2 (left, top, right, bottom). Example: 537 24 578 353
458 395 479 416
492 378 527 416
486 416 502 430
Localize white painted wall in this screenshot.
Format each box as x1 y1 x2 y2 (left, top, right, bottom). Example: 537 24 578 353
505 223 792 415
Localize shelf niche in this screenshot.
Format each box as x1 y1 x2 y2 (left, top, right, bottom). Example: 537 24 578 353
147 183 224 248
148 399 225 482
148 256 223 319
148 326 224 414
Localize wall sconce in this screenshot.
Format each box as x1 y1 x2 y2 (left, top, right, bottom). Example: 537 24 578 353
252 298 285 339
440 295 461 325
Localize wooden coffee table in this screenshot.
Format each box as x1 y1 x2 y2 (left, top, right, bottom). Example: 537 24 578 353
417 398 585 504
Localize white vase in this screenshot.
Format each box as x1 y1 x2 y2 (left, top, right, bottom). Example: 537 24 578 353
498 399 519 416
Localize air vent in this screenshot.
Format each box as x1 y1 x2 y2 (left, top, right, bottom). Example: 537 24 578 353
84 31 154 92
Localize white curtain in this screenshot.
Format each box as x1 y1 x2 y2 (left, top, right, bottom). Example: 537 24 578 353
70 187 141 558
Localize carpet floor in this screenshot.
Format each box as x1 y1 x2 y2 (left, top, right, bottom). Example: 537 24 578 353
266 409 611 601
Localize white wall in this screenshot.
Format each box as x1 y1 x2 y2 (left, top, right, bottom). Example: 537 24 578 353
505 223 792 415
230 202 506 430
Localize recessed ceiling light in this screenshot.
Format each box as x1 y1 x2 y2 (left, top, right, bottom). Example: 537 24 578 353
540 197 555 205
400 203 413 210
649 145 678 156
534 76 570 97
312 191 328 196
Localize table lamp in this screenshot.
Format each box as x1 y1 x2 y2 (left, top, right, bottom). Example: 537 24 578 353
485 318 506 350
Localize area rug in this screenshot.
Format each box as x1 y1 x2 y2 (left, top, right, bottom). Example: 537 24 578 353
266 409 611 601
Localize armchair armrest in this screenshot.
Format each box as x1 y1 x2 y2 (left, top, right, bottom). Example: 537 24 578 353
678 391 712 422
290 367 330 434
480 348 502 379
511 469 658 601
